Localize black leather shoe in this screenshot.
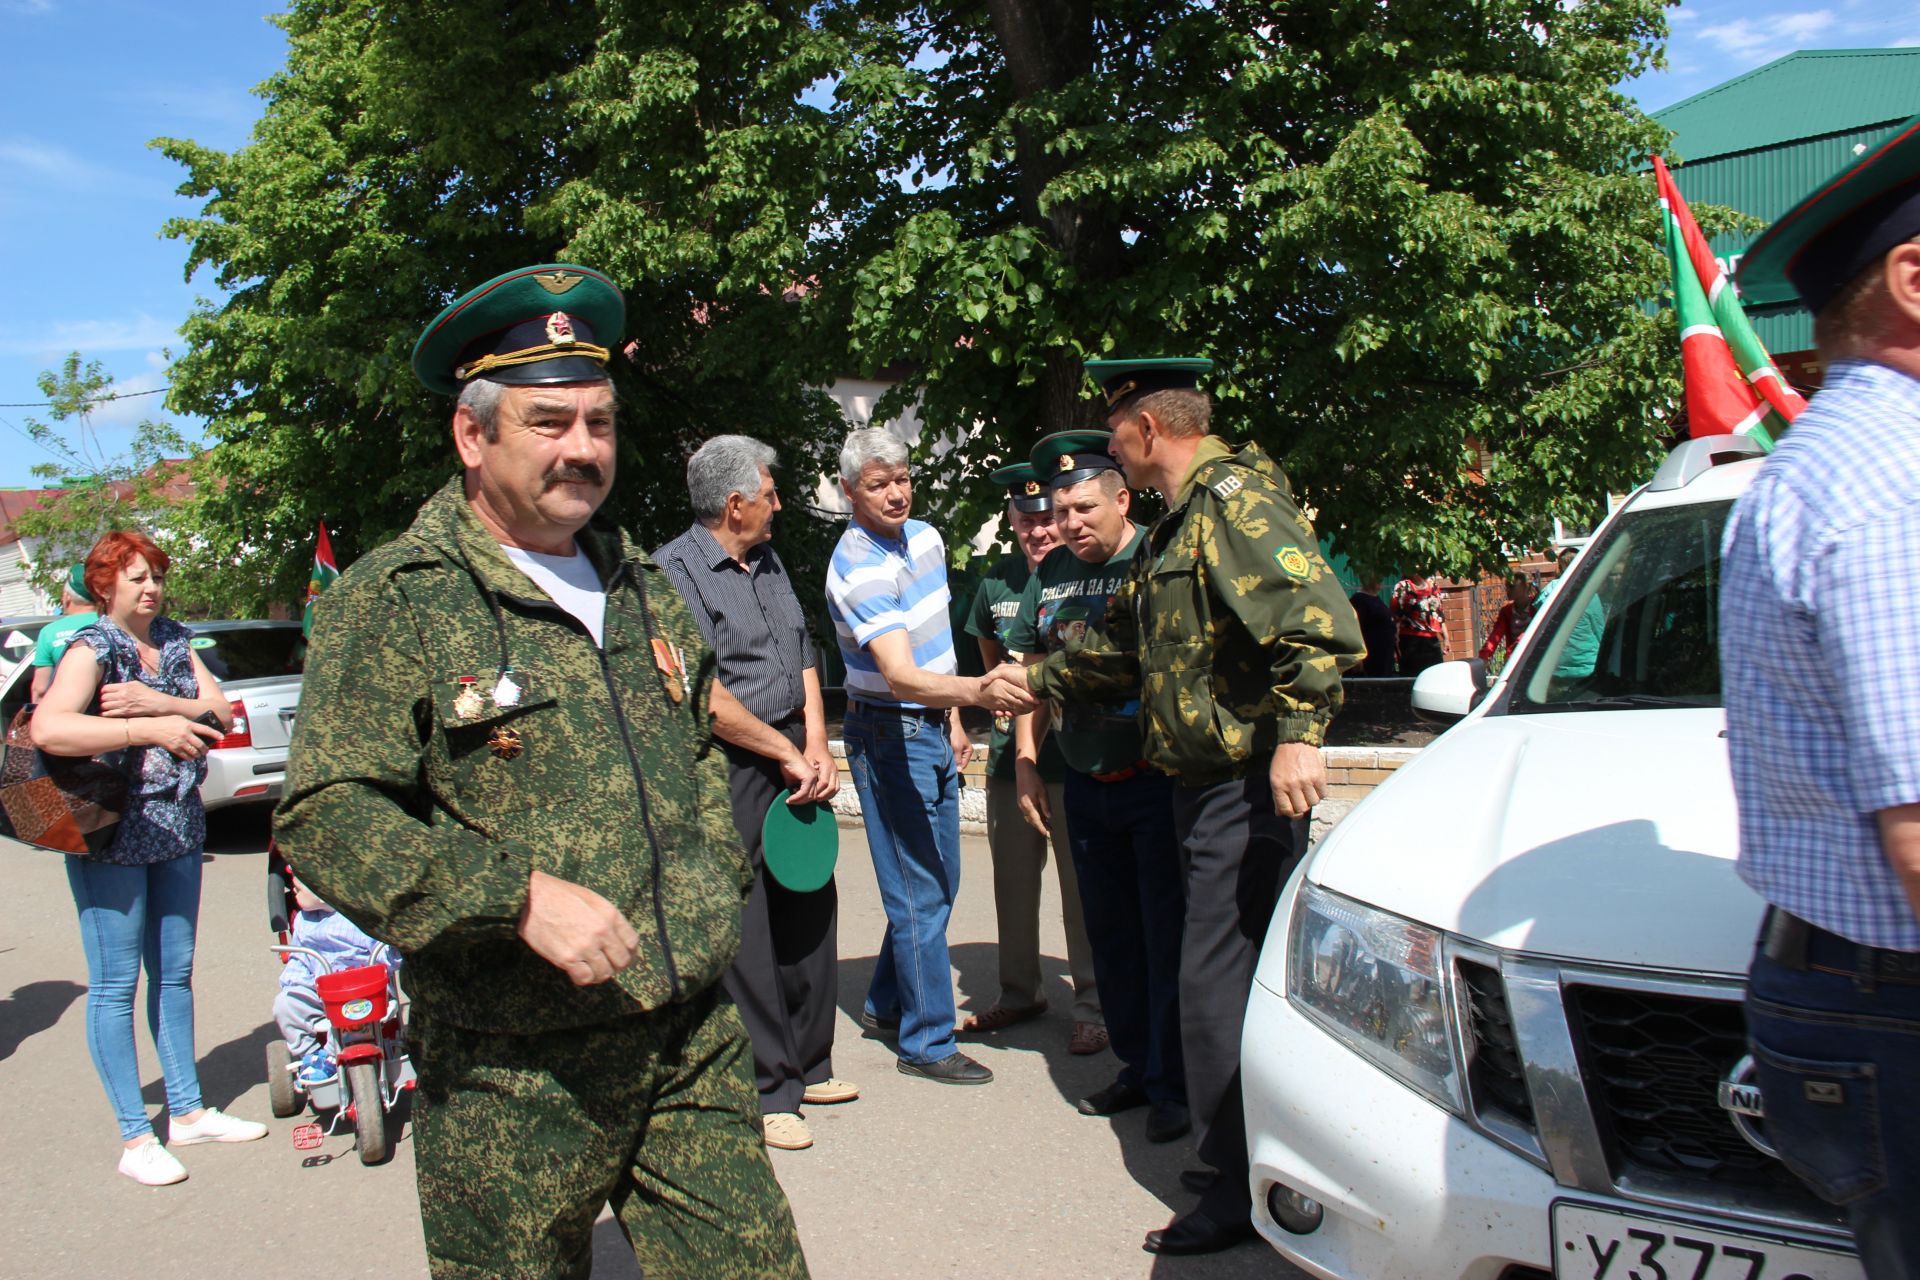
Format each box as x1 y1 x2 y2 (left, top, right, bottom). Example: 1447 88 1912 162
858 1009 900 1037
1145 1100 1191 1143
1142 1209 1258 1256
896 1052 993 1085
1179 1168 1218 1196
1076 1079 1147 1116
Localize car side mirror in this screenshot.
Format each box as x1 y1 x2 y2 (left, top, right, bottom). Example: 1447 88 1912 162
1411 660 1487 723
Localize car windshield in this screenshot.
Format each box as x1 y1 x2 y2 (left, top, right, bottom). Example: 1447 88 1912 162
1509 499 1734 712
195 626 306 683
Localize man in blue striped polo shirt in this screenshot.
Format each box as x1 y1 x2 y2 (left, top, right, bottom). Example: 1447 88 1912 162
826 427 1038 1085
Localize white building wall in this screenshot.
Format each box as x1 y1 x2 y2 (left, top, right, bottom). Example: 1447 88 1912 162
0 540 53 616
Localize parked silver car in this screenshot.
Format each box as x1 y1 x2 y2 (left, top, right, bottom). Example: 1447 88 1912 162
0 619 304 813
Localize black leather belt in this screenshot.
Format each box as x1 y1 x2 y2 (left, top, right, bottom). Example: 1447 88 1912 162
847 700 946 723
1759 907 1920 985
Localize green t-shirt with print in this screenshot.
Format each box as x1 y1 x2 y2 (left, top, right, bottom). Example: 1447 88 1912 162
1009 527 1149 777
33 612 98 671
963 554 1068 783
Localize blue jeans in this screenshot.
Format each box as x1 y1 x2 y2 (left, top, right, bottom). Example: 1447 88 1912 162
1062 769 1186 1103
1747 948 1920 1279
844 706 962 1065
66 852 206 1140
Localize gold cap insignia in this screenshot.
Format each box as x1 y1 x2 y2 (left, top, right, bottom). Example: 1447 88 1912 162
545 311 576 345
1023 480 1042 496
1058 454 1076 472
1102 377 1138 407
533 271 582 295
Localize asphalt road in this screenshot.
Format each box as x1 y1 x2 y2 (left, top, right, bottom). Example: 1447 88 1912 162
0 808 1307 1280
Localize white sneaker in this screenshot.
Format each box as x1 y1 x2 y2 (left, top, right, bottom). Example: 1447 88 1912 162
118 1139 188 1186
168 1107 268 1146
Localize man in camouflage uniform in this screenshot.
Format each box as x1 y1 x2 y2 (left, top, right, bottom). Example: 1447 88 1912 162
1018 357 1363 1256
276 264 807 1280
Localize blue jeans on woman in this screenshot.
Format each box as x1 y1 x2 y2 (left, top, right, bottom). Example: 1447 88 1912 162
66 852 206 1140
843 706 962 1066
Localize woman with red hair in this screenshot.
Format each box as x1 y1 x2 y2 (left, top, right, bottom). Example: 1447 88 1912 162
33 529 268 1184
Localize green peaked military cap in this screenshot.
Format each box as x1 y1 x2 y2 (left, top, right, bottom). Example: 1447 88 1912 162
1737 114 1920 313
412 263 626 396
989 461 1053 513
1084 356 1213 410
1031 428 1122 489
762 791 838 893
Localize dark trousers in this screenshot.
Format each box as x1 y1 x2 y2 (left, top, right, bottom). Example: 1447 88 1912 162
1062 768 1186 1104
722 722 839 1115
1171 765 1306 1219
1747 945 1920 1279
1397 633 1443 677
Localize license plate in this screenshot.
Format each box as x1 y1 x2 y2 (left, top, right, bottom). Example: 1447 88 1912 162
1552 1202 1862 1280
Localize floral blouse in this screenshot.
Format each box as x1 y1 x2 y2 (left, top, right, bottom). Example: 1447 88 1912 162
71 616 208 866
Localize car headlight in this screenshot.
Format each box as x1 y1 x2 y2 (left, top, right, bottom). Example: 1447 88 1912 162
1287 881 1462 1113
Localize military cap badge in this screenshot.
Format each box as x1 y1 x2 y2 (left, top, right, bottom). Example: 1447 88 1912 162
545 312 576 346
1030 429 1122 489
989 460 1053 513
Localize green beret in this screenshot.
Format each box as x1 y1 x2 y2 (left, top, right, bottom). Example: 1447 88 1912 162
990 461 1052 513
412 263 626 396
1030 429 1122 489
1738 114 1920 313
1084 356 1213 410
66 563 90 603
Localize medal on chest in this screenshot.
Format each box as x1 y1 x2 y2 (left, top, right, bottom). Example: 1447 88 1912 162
491 667 523 709
487 726 524 760
453 677 485 721
651 638 687 705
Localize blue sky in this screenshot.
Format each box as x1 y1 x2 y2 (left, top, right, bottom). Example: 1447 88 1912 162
0 0 1912 489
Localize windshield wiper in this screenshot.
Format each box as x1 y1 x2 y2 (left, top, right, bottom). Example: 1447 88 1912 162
1552 693 1710 710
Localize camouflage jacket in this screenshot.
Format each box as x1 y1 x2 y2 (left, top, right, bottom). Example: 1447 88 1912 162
275 478 748 1035
1028 438 1364 785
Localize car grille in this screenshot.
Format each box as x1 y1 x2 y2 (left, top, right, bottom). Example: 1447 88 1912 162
1566 985 1804 1198
1459 959 1536 1132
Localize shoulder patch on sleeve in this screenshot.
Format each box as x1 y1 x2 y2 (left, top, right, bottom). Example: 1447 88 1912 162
1210 473 1244 500
1274 545 1312 579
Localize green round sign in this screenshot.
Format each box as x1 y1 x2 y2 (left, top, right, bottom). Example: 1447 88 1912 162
761 791 838 893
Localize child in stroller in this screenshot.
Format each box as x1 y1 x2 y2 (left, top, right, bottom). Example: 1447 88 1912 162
275 873 398 1087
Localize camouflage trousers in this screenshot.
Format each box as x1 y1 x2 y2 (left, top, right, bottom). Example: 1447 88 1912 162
410 987 809 1280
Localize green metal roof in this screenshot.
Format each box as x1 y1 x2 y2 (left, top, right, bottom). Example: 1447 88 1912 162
1655 48 1920 163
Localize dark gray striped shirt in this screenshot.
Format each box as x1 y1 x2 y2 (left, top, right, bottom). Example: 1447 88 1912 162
653 523 816 723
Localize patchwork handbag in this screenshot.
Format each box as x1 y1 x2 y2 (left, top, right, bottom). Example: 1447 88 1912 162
0 705 130 856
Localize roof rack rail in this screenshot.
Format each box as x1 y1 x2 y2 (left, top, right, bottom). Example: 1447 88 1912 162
1646 434 1767 492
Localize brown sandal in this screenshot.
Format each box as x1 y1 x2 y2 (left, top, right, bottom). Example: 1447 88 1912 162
961 1001 1048 1033
1068 1021 1110 1055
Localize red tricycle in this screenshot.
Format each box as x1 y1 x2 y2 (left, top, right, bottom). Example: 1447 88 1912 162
265 847 415 1165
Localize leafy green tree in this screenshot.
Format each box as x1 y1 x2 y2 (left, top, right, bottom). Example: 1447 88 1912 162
160 0 1685 596
8 353 225 613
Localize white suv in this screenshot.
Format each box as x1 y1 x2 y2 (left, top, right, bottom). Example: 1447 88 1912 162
1242 435 1864 1280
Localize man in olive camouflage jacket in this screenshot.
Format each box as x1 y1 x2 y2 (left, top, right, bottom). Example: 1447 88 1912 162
276 264 807 1280
1016 357 1363 1257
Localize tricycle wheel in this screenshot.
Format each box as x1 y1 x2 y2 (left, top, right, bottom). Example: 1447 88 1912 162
266 1040 299 1118
347 1061 388 1164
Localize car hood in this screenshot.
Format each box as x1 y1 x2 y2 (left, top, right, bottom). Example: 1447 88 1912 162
1309 708 1760 976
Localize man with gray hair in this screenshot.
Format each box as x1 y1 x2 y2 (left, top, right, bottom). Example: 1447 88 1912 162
826 426 1037 1085
655 435 850 1153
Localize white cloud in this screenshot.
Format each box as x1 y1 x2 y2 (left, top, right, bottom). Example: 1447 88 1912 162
1894 34 1920 46
0 313 182 359
88 352 173 429
1696 10 1836 62
0 138 110 187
